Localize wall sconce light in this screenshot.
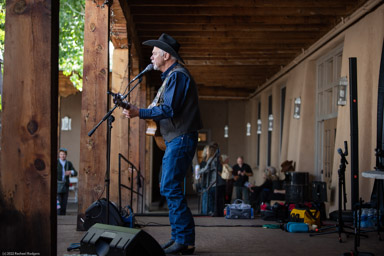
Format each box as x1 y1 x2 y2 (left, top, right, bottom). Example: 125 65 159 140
268 115 274 131
224 125 229 138
61 116 72 131
246 122 251 136
293 97 301 119
337 76 348 106
257 119 262 134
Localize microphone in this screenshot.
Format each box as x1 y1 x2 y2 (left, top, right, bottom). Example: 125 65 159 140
130 64 153 83
343 141 348 156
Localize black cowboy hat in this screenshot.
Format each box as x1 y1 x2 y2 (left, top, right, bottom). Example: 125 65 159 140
142 33 184 64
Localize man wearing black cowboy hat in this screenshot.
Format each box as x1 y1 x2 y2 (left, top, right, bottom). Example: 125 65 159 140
123 33 202 255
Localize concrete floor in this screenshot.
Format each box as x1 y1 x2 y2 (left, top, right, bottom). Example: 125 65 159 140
58 203 384 256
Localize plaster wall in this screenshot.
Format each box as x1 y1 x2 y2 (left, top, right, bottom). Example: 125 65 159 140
246 5 384 212
59 92 82 170
199 100 247 166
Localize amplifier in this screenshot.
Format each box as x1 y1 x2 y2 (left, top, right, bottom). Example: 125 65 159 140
312 181 327 203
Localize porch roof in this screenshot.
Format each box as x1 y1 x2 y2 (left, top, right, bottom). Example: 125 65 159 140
110 0 371 99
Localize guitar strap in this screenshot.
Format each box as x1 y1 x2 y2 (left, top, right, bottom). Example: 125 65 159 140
147 65 181 109
147 77 169 109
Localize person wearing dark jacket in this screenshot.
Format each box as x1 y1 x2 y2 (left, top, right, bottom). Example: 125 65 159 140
57 148 77 215
248 166 285 212
123 33 202 255
198 144 226 216
232 156 253 204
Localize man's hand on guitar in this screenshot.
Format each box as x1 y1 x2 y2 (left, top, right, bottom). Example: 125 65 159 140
123 105 139 118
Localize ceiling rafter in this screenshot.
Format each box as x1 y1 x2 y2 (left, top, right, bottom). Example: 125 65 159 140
110 0 369 99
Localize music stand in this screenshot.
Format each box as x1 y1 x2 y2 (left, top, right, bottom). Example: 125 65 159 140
88 78 143 224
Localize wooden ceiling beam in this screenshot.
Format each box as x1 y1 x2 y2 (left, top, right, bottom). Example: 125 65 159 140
184 59 292 66
138 36 315 44
188 66 282 74
198 85 255 99
176 49 300 55
195 74 278 81
115 0 369 99
196 79 264 88
137 30 323 39
132 15 339 25
177 43 305 49
189 64 280 69
180 53 297 59
128 0 357 8
197 79 272 87
136 23 330 32
129 7 350 17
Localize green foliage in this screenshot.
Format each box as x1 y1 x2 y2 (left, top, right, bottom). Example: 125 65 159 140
0 0 85 93
0 1 5 56
59 0 85 90
0 1 4 111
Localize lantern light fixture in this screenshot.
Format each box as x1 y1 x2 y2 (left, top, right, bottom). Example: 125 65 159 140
293 97 301 119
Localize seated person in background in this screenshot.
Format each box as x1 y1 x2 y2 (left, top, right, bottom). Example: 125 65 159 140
281 160 295 173
279 160 295 185
248 167 285 212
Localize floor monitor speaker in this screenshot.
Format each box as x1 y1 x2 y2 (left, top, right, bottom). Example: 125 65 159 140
80 223 165 256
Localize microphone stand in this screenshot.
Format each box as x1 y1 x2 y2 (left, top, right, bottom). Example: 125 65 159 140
88 77 143 225
310 142 355 241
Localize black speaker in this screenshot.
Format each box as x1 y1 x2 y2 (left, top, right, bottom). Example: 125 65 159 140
349 57 359 209
83 198 124 231
80 223 165 256
285 185 309 203
285 172 309 203
311 181 327 203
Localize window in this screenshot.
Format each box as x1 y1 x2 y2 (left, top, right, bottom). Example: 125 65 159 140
280 87 286 152
257 101 261 166
317 49 342 120
267 95 272 166
315 44 343 180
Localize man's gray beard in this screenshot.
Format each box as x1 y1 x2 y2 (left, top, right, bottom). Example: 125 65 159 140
153 64 159 70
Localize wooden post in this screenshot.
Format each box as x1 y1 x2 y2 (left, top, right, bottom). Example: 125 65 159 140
0 0 59 254
77 0 110 229
109 48 147 212
127 59 141 211
110 49 130 206
139 75 148 212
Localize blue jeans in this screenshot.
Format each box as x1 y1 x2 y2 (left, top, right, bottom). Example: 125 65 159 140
235 186 250 204
160 132 197 246
201 186 215 215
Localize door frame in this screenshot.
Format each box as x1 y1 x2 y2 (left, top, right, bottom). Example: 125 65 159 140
315 44 343 180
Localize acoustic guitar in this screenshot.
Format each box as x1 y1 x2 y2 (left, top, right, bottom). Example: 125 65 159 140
113 93 166 151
